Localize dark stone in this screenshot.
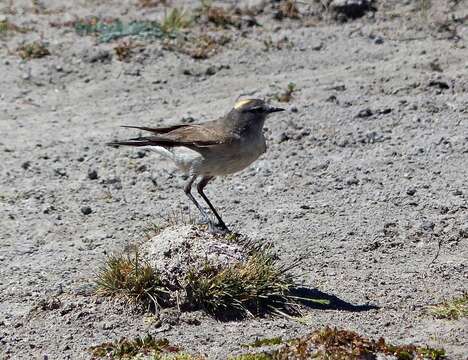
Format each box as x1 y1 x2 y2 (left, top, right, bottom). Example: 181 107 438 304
81 206 92 215
87 169 98 180
356 108 373 118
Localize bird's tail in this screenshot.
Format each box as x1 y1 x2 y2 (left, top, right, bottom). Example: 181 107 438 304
107 136 176 148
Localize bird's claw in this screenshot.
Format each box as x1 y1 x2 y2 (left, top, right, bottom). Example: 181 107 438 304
208 222 230 235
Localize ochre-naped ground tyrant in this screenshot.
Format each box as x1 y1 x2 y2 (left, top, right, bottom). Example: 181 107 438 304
108 98 285 233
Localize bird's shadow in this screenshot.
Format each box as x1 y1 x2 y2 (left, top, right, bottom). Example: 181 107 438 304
291 286 379 312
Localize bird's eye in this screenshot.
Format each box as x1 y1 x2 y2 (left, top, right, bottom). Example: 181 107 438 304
248 107 264 113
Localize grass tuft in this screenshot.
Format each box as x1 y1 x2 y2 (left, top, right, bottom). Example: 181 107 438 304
229 354 272 360
274 82 296 103
185 252 297 318
90 335 179 358
242 337 283 348
164 33 230 59
161 7 192 33
113 40 136 61
276 0 301 20
429 294 468 320
95 249 169 310
0 19 29 35
138 0 167 8
17 41 50 59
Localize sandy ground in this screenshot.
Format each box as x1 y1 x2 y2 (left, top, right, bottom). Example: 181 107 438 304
1 0 467 358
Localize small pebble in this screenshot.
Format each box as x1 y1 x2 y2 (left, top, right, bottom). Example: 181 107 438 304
406 188 416 196
357 108 373 118
87 169 98 180
81 206 92 215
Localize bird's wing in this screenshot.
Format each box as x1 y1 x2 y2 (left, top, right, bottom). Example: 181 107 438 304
108 122 237 149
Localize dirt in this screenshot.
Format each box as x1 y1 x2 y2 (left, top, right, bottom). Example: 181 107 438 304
1 0 467 359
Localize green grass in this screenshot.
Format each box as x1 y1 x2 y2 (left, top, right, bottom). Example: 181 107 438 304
185 252 298 318
95 249 170 310
429 294 468 320
161 7 191 33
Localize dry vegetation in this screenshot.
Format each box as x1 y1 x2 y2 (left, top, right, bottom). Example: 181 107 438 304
16 41 50 59
232 327 446 360
95 232 306 319
89 327 446 359
185 252 297 318
96 250 170 311
428 294 468 320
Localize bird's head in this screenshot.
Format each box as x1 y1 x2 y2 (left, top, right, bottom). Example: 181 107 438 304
229 98 284 126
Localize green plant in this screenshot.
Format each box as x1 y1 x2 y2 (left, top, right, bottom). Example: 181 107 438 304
95 249 169 310
274 82 296 102
185 252 298 318
242 337 283 348
239 327 446 360
90 335 178 358
73 18 168 43
429 294 468 320
163 33 230 59
17 41 50 59
0 19 29 35
161 7 191 33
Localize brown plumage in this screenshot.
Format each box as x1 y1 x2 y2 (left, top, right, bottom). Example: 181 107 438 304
108 99 285 234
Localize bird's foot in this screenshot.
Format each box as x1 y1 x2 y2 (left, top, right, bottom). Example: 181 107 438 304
208 222 230 235
196 217 210 226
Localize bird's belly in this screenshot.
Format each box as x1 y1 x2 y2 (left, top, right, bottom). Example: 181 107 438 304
200 139 266 176
150 137 266 177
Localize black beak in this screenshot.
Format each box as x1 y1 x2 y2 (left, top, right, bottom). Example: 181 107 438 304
266 106 285 113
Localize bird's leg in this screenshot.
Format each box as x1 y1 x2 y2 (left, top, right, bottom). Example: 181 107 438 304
197 176 229 233
184 175 211 225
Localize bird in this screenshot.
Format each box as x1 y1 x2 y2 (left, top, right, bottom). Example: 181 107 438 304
108 98 285 234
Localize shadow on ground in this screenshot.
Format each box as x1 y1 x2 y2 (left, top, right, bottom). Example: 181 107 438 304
292 287 379 312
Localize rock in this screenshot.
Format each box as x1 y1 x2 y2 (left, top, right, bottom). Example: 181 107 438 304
80 206 92 215
421 221 435 232
87 169 98 180
345 177 359 186
460 224 468 238
406 188 416 196
277 132 290 143
428 79 449 90
356 108 373 118
205 65 217 76
82 49 112 64
330 0 376 21
374 36 384 44
141 226 248 286
21 161 31 170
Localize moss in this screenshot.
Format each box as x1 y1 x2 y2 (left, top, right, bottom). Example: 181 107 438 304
429 294 468 320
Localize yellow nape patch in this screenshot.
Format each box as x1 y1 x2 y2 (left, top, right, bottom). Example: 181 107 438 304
234 99 255 110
